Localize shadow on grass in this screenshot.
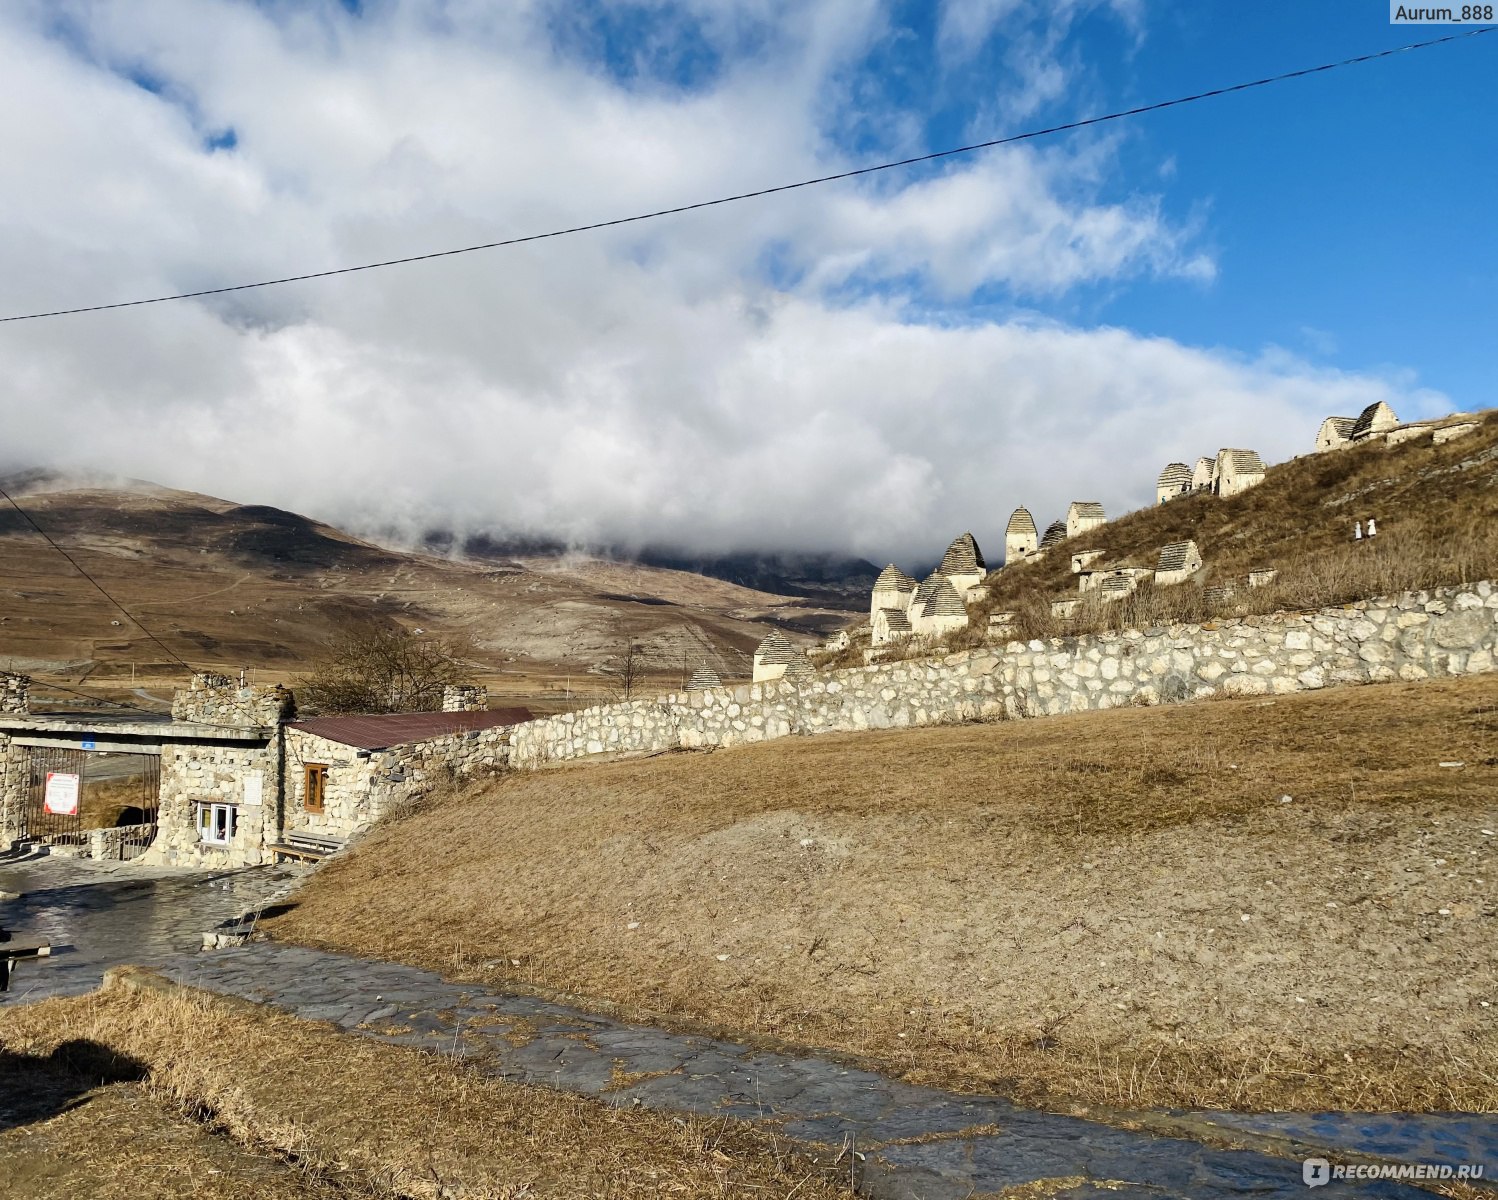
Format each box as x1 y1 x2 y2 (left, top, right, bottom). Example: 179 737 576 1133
0 1040 148 1132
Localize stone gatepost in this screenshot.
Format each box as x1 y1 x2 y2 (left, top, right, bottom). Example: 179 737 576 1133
0 672 30 715
442 684 488 712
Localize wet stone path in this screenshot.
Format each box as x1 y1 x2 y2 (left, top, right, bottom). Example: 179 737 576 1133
156 943 1489 1200
3 861 1492 1198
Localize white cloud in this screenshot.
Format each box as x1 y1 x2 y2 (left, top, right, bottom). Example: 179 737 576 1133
0 1 1446 569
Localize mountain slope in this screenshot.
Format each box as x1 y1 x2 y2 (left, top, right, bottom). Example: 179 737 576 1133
0 473 840 711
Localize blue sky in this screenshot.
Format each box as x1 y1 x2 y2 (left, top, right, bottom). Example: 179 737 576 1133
0 1 1492 560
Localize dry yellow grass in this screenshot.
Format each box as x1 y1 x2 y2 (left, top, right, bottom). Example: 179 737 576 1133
0 972 846 1199
269 676 1498 1114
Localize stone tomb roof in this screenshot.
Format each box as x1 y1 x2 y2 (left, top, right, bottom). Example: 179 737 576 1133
920 576 968 617
1005 507 1037 536
685 666 723 690
878 606 912 633
288 708 533 752
1067 501 1105 520
1322 416 1356 438
873 564 916 591
1218 448 1265 474
1351 400 1398 439
1039 520 1067 549
754 630 798 664
1156 462 1191 486
938 532 986 576
1157 540 1200 573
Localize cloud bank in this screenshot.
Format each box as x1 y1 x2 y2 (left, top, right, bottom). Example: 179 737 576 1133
0 0 1446 564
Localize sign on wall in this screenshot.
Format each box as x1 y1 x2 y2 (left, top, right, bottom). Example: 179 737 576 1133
243 771 263 808
43 772 80 815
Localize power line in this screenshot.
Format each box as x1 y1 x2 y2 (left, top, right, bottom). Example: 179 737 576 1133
0 485 195 673
2 28 1490 325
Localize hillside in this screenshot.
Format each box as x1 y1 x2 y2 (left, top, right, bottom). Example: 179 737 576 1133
0 473 841 712
975 410 1498 640
267 674 1498 1115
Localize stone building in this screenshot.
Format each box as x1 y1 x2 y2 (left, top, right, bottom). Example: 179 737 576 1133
869 564 916 621
1213 449 1266 497
1005 507 1038 563
1191 457 1215 491
0 672 528 868
1071 549 1107 574
1248 567 1279 588
1065 501 1106 539
1039 520 1067 552
1315 416 1356 452
1155 540 1204 586
1079 567 1152 598
937 532 987 598
1350 401 1399 442
752 630 813 683
911 575 969 638
872 606 913 646
1156 462 1192 504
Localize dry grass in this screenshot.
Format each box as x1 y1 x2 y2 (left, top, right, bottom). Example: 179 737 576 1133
957 410 1498 646
267 676 1498 1115
0 973 847 1199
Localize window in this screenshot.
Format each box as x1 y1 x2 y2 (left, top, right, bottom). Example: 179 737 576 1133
304 764 328 813
198 803 237 846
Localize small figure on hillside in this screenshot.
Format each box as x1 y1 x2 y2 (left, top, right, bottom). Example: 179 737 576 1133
1353 520 1363 541
1366 516 1378 538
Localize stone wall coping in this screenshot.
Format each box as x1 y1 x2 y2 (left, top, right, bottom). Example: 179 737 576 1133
0 715 274 742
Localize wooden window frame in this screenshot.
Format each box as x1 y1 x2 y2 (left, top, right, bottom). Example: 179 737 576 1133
304 763 328 814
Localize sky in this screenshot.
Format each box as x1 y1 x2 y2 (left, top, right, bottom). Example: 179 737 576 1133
0 1 1493 566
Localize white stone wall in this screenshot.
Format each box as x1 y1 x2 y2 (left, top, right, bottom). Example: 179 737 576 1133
510 583 1498 767
143 738 281 869
0 733 24 849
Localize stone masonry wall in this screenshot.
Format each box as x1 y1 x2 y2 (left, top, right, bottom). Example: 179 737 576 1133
509 582 1498 768
143 737 281 869
284 725 513 843
171 673 295 727
0 673 29 715
0 733 25 850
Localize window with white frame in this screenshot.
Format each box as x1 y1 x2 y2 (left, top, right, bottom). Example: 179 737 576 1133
197 802 237 846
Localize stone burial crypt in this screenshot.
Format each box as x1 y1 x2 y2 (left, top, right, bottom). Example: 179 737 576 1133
0 671 529 867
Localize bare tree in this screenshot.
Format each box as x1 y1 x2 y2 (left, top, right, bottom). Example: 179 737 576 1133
298 623 475 714
600 635 646 700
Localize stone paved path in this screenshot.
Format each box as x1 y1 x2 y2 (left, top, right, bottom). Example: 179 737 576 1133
4 860 1492 1198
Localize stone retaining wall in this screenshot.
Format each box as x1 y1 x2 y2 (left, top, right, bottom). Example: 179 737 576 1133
509 582 1498 768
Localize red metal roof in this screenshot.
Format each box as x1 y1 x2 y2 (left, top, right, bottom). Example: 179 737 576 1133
287 707 532 751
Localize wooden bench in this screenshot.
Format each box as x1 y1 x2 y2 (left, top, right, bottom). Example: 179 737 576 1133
267 831 346 863
0 928 51 993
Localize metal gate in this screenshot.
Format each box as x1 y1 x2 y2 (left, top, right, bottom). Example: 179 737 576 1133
23 747 161 858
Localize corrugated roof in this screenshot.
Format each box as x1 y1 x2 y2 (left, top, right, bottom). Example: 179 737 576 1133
1006 507 1037 536
289 707 532 751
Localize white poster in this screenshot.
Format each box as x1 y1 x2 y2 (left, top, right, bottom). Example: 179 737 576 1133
243 771 263 808
44 771 80 815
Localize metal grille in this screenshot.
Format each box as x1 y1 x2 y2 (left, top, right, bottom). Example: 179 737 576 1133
22 748 161 854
